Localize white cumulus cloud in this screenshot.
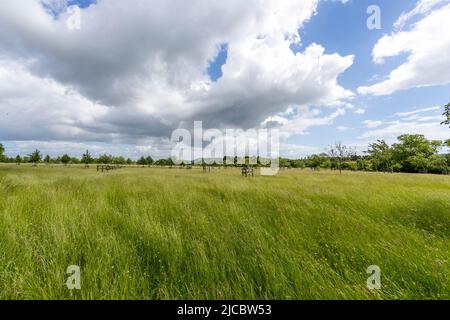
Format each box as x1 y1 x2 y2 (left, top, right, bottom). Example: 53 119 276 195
358 3 450 96
0 0 354 149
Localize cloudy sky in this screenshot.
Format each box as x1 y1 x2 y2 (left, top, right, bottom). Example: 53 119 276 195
0 0 449 159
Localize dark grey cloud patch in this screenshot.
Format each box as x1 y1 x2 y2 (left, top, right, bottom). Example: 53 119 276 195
0 0 354 146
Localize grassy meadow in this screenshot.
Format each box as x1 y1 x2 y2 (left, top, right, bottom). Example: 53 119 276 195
0 164 449 300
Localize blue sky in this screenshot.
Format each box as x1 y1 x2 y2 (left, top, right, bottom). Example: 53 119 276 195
0 0 449 159
205 0 449 153
289 0 450 151
42 0 96 16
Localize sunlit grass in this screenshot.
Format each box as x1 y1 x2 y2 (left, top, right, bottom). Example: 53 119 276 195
0 165 449 299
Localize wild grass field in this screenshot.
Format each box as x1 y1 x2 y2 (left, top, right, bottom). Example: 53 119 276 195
0 164 448 300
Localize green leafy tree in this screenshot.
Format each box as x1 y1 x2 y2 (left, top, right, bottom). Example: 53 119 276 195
71 157 80 164
112 156 126 165
439 102 450 171
0 143 5 162
356 158 371 171
408 154 429 173
290 159 305 169
327 142 355 174
97 154 112 164
392 135 441 173
28 149 41 166
441 102 450 127
145 156 154 166
391 163 402 173
342 161 358 171
279 158 292 168
367 140 393 172
44 155 51 165
155 158 174 167
137 156 147 167
61 154 71 166
81 150 93 167
305 154 327 170
15 155 22 165
427 155 448 174
444 154 450 167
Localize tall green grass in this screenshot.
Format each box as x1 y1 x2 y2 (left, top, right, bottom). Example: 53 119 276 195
0 165 449 299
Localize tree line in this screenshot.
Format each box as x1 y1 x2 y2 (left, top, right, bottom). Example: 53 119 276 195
0 149 155 167
279 134 449 175
1 103 449 174
0 134 448 174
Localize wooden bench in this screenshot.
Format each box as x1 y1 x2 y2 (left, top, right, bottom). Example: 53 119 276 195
241 167 254 177
97 165 122 172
